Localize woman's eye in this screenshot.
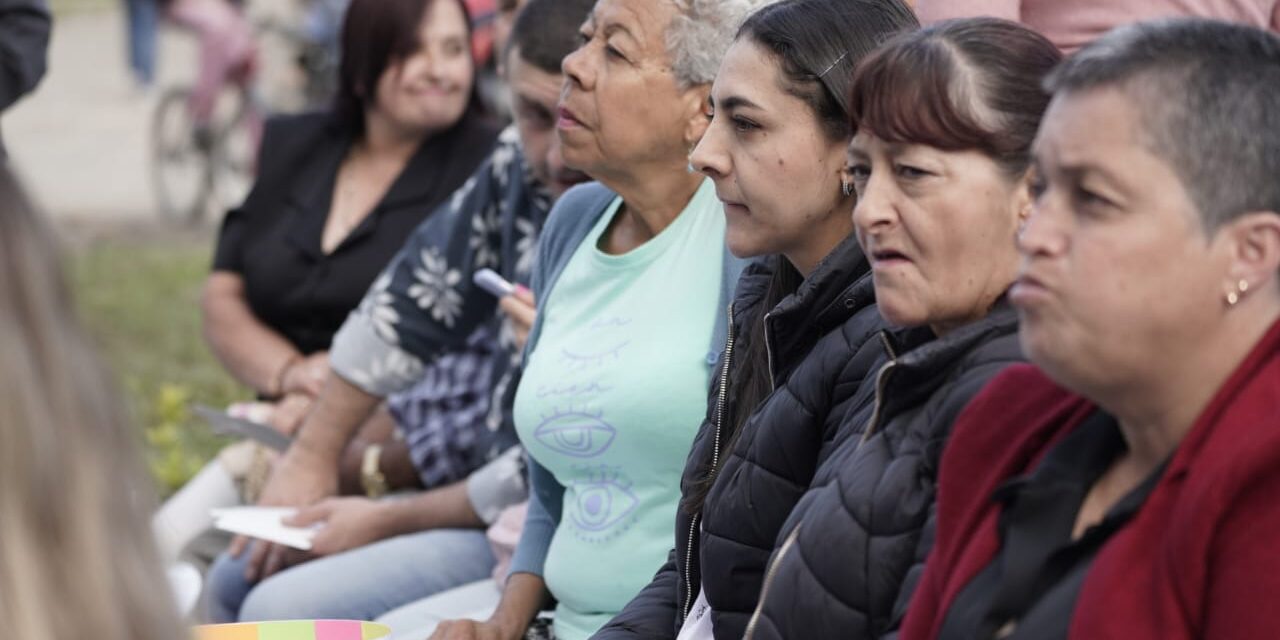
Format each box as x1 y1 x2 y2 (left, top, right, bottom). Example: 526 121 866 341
732 117 759 133
1076 187 1113 209
1029 177 1048 200
895 164 929 179
604 45 626 60
576 31 591 46
847 164 871 181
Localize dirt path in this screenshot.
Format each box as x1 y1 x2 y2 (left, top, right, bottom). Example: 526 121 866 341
4 0 298 226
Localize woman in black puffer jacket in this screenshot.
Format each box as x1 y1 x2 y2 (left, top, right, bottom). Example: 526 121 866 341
742 19 1064 639
591 1 918 638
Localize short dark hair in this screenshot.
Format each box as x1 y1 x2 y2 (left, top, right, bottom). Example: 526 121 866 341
1045 18 1280 231
334 0 481 133
505 0 595 75
737 0 919 142
849 17 1062 178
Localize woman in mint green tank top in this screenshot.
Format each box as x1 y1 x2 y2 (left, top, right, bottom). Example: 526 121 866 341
427 1 771 639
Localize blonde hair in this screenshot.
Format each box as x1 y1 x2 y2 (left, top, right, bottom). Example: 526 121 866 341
0 169 185 640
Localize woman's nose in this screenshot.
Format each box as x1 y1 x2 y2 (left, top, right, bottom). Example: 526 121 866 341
689 124 728 178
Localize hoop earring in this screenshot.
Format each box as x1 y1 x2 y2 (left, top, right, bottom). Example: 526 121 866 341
841 181 854 197
687 146 696 174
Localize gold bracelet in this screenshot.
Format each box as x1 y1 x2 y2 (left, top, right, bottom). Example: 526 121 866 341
361 444 388 499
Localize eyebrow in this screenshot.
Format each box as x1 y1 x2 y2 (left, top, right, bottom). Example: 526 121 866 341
714 95 763 111
602 22 639 45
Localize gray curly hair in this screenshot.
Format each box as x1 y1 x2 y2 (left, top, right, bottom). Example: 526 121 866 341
667 0 780 87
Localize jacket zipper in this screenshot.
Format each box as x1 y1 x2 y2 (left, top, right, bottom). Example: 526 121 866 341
860 332 899 444
683 302 738 621
743 524 802 639
762 312 777 392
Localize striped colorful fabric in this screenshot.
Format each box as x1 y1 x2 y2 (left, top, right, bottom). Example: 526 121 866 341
195 620 391 640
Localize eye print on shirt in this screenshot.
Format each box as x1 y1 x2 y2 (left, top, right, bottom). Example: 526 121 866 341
569 469 639 533
534 407 617 458
560 341 631 370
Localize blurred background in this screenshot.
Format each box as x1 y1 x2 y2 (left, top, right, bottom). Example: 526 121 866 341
5 0 358 495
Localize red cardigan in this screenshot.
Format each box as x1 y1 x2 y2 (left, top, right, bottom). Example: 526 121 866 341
900 318 1280 640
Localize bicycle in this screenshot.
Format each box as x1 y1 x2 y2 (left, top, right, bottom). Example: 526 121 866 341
151 15 339 224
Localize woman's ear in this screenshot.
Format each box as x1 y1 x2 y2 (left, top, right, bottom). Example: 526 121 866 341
1224 210 1280 293
681 84 713 149
1012 167 1036 227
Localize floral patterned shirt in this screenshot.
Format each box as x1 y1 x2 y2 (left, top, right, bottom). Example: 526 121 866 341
331 126 551 458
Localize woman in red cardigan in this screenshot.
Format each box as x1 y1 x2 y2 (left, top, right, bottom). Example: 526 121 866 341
900 18 1280 640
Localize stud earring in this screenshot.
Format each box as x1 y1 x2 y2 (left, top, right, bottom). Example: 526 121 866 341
1226 279 1250 307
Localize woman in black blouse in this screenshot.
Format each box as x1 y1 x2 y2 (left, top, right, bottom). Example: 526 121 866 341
152 0 497 563
203 0 497 406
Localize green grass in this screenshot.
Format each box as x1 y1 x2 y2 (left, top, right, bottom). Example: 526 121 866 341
69 231 248 495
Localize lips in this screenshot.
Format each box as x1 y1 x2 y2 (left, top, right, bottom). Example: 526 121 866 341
557 106 585 130
1010 270 1052 307
870 247 911 268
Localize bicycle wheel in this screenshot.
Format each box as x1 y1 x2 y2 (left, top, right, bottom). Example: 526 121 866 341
208 87 257 214
151 87 212 223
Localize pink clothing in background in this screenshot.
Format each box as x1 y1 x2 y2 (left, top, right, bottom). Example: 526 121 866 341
166 0 256 122
486 501 528 583
914 0 1280 52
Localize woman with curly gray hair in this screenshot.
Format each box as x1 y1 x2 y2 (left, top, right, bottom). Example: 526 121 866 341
430 1 775 639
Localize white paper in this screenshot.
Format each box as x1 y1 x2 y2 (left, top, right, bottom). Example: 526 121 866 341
211 507 318 551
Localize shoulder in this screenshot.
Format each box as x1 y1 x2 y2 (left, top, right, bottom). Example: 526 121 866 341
536 181 617 262
942 365 1090 480
447 113 503 158
260 111 337 149
255 112 342 177
1176 345 1280 511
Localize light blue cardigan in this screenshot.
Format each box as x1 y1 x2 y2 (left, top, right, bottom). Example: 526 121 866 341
509 180 750 578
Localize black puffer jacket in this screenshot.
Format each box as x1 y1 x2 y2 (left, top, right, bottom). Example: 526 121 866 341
594 237 887 640
742 302 1023 639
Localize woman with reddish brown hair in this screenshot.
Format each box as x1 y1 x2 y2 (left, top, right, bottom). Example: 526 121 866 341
738 18 1061 639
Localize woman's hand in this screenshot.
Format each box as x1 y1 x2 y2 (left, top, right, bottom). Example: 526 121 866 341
428 619 523 640
266 393 314 437
281 351 331 397
231 448 339 581
285 496 392 556
498 287 536 352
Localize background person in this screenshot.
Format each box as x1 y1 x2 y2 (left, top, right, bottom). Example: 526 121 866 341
742 18 1060 639
595 1 918 638
202 0 594 623
901 18 1280 640
914 0 1280 52
0 0 50 159
0 168 186 640
159 0 498 571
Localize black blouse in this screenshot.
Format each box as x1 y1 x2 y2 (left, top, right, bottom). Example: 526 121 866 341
937 411 1167 640
212 111 499 355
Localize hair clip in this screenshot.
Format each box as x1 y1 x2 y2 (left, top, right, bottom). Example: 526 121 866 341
818 51 850 78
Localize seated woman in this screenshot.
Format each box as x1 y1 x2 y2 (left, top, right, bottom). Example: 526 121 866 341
901 19 1280 640
0 170 186 640
157 0 498 566
425 0 777 638
741 18 1062 638
593 1 918 638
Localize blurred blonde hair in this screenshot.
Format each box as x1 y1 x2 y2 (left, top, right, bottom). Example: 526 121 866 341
0 168 184 640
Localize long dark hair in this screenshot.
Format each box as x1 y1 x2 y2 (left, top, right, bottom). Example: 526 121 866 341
683 0 918 515
848 18 1063 179
334 0 482 134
